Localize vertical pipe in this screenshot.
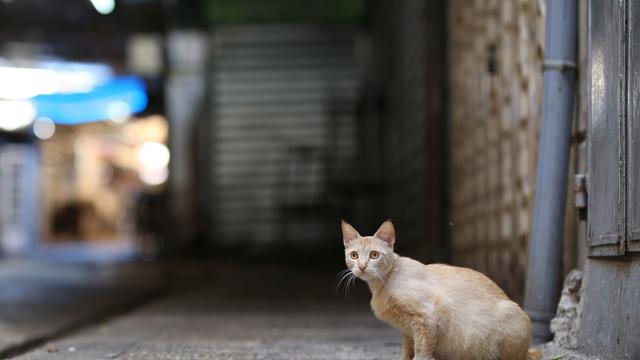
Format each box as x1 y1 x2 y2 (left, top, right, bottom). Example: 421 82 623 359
524 0 577 344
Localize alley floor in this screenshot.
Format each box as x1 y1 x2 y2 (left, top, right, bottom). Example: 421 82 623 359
7 263 400 360
0 259 164 359
1 261 598 360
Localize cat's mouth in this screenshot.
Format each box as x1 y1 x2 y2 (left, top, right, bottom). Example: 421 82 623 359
353 268 370 279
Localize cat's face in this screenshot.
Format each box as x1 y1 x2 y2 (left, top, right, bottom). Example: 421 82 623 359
341 220 396 282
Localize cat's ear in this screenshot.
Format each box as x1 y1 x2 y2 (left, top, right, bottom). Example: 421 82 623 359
374 220 396 248
341 219 360 247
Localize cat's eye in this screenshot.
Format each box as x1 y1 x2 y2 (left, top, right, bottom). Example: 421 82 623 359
349 251 358 259
370 251 380 259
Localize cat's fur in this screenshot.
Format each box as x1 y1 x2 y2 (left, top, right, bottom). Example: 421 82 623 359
341 220 533 360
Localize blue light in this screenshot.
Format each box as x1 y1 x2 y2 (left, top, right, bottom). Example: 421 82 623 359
32 77 148 125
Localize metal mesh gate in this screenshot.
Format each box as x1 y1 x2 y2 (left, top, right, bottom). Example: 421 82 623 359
207 25 361 249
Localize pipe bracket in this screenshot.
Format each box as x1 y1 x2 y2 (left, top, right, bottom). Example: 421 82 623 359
543 59 577 72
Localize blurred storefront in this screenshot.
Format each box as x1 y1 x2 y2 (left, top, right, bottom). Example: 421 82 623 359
0 0 168 259
39 115 168 244
0 58 167 258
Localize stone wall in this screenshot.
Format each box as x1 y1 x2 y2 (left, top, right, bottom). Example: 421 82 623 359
447 0 546 302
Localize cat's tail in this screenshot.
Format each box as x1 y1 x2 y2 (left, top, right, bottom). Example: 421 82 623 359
527 348 543 360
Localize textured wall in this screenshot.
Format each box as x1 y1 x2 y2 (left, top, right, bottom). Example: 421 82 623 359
447 0 546 302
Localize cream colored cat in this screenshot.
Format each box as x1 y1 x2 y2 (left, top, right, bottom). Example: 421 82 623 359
341 220 533 360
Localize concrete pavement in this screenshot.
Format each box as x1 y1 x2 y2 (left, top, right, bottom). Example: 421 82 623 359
14 264 400 360
0 260 165 359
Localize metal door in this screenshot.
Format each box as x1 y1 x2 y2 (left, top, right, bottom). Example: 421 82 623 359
588 0 640 255
588 0 626 256
208 25 360 248
627 0 640 252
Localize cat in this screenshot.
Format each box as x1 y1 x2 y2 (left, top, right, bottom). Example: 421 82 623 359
341 219 535 360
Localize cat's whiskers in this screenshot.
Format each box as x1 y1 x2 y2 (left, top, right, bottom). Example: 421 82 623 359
336 268 351 282
335 269 354 292
373 268 388 283
344 272 357 298
380 268 391 281
372 268 382 281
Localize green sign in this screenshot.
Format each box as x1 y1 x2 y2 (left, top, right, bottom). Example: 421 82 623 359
205 0 365 24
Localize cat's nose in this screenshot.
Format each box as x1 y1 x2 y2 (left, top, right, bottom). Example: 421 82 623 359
358 264 367 271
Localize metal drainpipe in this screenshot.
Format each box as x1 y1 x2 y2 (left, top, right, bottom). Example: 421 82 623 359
524 0 577 344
